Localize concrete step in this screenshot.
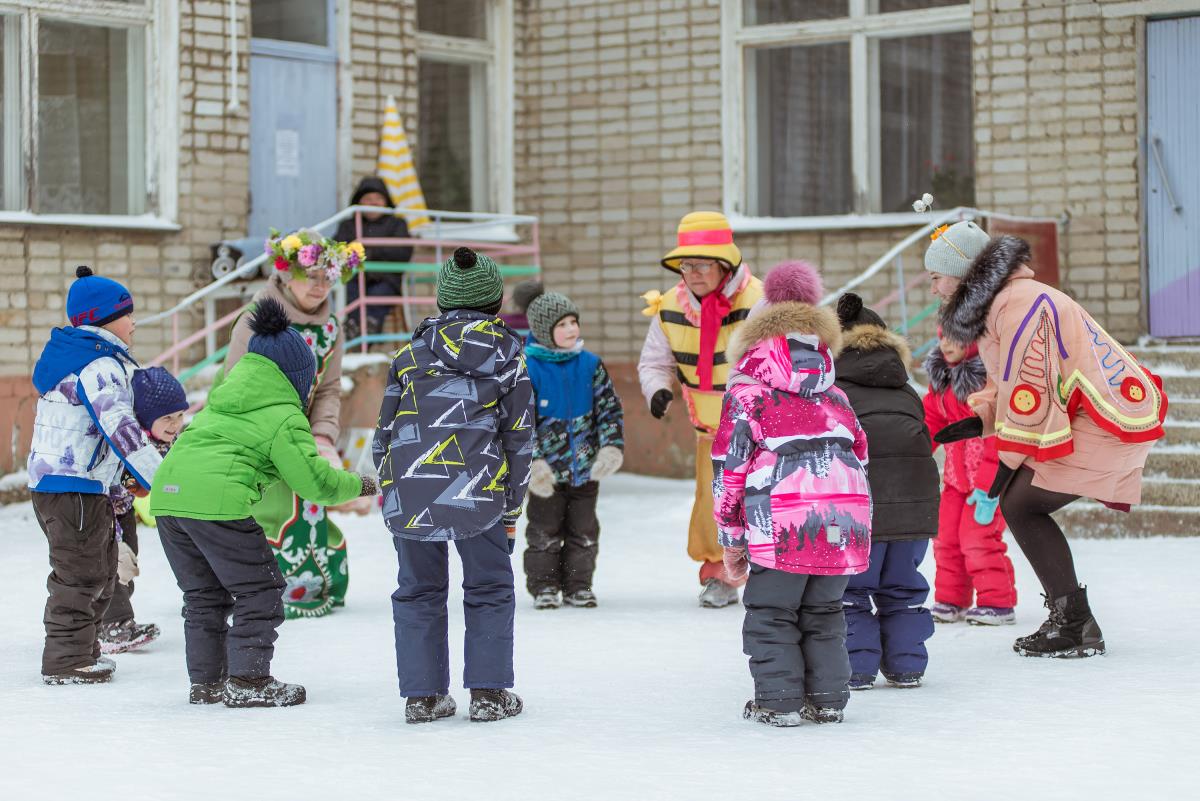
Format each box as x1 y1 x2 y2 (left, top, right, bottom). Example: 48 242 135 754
1168 399 1200 421
1054 503 1200 538
1156 370 1200 397
1140 476 1200 507
1130 344 1200 372
1144 446 1200 476
1162 422 1200 446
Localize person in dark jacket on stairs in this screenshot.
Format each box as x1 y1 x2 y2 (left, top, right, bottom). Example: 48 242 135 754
834 293 941 690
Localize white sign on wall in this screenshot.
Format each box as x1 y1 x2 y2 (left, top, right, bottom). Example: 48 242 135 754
275 129 301 177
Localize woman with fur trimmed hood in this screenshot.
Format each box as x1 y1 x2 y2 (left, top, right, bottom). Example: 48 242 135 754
712 261 870 727
927 222 1167 659
834 293 940 690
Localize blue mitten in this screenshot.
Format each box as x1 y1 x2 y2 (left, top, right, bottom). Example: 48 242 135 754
966 488 999 525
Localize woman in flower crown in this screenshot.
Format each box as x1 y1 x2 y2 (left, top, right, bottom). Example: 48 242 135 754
218 229 367 619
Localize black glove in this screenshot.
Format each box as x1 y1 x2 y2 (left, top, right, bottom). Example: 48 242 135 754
650 389 674 420
933 417 983 444
987 463 1016 500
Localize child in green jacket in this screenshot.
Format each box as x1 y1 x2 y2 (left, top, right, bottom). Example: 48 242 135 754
150 299 376 708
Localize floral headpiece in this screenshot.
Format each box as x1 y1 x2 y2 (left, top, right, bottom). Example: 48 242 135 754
265 228 365 284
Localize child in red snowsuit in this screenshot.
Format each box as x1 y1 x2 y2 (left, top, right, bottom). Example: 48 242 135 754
923 335 1018 625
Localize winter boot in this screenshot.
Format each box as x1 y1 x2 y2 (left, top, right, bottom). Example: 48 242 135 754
802 702 844 724
469 688 523 722
883 672 923 689
1013 586 1105 658
743 701 803 727
223 676 306 708
406 694 457 724
699 578 739 609
533 589 561 610
848 674 876 691
563 589 598 608
931 601 967 623
189 681 225 705
966 606 1017 626
43 656 115 686
1015 595 1055 648
99 619 161 655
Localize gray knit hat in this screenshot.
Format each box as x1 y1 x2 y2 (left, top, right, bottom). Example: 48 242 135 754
924 220 991 278
527 289 579 346
437 247 504 312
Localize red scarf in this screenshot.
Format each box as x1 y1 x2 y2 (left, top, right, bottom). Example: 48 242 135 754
697 279 733 391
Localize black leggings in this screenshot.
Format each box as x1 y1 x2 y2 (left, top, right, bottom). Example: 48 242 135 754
999 466 1081 598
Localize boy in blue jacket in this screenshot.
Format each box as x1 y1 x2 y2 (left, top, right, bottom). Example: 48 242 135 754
522 287 624 609
27 266 164 685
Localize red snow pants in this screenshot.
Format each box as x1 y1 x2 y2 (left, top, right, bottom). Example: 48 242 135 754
933 485 1018 609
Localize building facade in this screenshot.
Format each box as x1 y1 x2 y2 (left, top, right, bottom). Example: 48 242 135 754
2 0 1197 476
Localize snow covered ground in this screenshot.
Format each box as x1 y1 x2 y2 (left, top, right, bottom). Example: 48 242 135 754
1 473 1196 801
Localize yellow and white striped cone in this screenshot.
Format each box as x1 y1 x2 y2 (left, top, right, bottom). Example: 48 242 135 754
377 95 430 231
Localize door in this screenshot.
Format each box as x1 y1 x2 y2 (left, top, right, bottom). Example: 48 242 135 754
247 0 338 243
1147 17 1200 337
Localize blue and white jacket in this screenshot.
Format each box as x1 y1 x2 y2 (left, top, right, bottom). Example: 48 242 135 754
526 340 624 488
27 326 162 495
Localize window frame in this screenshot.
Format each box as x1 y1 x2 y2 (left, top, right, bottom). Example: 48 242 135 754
0 0 180 230
415 0 514 217
721 0 973 231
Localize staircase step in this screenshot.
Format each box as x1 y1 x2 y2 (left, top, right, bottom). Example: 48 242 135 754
1168 399 1200 421
1156 371 1200 397
1140 477 1200 507
1130 344 1200 372
1144 447 1200 476
1162 422 1200 446
1054 503 1200 538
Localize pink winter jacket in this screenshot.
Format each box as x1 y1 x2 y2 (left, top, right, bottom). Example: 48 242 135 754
711 303 872 576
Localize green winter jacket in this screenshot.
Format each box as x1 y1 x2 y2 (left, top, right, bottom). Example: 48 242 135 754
150 353 362 521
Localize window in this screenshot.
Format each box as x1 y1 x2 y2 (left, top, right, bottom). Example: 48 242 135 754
250 0 329 47
0 1 172 222
728 0 974 220
416 0 512 214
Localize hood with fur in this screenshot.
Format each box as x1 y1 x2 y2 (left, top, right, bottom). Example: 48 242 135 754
924 346 988 403
939 235 1031 344
835 324 912 390
726 302 841 397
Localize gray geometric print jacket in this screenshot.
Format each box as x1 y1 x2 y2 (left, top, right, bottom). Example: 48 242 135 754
373 310 535 541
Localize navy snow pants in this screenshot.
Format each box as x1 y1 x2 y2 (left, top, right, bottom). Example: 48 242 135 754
843 540 935 681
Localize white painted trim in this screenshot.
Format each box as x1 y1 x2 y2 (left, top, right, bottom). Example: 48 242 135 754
733 6 972 47
0 14 23 209
492 0 514 215
729 211 944 233
335 0 352 205
152 0 178 222
720 0 742 217
1104 1 1200 18
415 31 495 62
0 0 151 25
850 0 869 213
0 210 181 229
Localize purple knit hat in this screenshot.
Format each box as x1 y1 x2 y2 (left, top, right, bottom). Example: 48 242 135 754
764 260 825 306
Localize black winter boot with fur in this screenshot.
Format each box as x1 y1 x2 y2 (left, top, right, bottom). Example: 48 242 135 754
469 688 523 722
406 695 457 724
1014 586 1105 658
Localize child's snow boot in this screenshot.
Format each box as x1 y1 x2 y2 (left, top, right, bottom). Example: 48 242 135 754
563 588 598 608
931 601 967 623
699 578 739 609
743 701 803 727
883 672 923 689
469 688 523 722
533 588 561 609
802 702 844 724
189 681 225 705
99 619 161 655
42 656 115 685
223 676 306 708
848 674 876 691
406 694 457 724
1013 586 1105 658
966 606 1016 626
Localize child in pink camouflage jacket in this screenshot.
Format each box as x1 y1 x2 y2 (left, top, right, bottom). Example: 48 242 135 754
712 260 871 727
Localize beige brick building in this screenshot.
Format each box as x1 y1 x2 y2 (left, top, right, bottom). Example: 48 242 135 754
2 0 1197 477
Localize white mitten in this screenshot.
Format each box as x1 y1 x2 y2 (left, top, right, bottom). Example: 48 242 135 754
590 446 624 480
117 541 140 585
528 460 556 498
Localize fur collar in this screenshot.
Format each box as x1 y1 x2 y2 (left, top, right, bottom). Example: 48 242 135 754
840 324 912 366
939 235 1031 343
727 302 842 366
923 347 988 402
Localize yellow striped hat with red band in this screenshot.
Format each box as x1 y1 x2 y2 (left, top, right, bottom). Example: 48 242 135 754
661 211 742 273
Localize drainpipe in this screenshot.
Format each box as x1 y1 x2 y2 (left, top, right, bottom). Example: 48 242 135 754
227 0 241 112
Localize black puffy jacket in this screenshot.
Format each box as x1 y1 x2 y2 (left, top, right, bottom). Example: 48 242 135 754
834 324 940 542
333 177 413 289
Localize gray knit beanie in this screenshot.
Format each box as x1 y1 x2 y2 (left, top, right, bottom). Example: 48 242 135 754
437 247 504 312
527 290 579 346
924 220 991 278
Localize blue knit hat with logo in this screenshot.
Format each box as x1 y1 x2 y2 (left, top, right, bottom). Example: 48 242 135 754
66 266 134 327
131 367 189 430
247 298 316 404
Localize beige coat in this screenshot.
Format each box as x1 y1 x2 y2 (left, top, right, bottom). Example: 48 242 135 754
225 273 343 444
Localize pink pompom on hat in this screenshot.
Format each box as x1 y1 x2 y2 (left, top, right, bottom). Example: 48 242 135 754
764 260 825 306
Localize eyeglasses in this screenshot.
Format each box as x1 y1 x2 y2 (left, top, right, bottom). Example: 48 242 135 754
679 261 718 275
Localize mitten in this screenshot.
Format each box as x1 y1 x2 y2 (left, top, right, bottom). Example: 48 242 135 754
358 474 379 497
650 389 674 420
117 541 140 586
723 546 749 586
123 475 149 499
987 463 1015 499
528 460 556 498
503 515 519 555
933 416 983 444
966 488 1000 525
589 446 624 480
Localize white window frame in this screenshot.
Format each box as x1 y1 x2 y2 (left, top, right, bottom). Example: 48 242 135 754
0 0 179 230
721 0 972 232
414 0 514 218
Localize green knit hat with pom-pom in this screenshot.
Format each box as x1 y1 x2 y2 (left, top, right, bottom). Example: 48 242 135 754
437 247 504 312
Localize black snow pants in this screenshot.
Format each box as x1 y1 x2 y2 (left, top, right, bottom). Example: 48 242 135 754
523 481 600 596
